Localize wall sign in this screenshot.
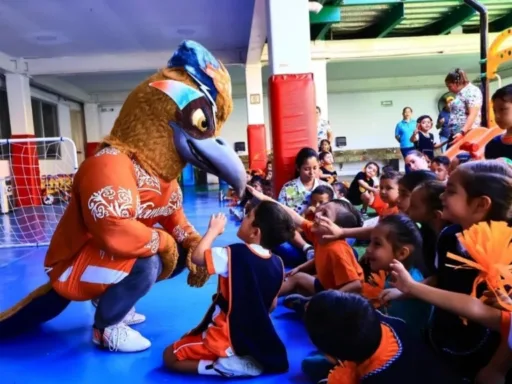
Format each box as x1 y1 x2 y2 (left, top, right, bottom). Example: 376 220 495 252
250 94 261 105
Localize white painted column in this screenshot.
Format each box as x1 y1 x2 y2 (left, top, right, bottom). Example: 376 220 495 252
84 103 101 142
265 0 312 75
311 59 328 120
245 63 265 125
57 103 71 139
5 74 34 136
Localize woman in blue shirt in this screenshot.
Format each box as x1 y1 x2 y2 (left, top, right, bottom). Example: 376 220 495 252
395 107 417 172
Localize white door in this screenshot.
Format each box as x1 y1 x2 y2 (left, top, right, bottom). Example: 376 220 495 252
70 109 86 164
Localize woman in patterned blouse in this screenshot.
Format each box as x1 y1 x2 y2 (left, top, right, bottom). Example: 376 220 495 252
445 68 483 145
316 106 333 146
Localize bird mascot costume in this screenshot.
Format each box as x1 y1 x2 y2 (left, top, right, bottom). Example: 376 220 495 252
0 40 247 353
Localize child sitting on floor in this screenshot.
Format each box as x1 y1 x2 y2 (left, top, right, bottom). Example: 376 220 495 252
304 291 462 384
303 185 334 221
163 201 295 378
390 260 512 384
332 182 348 201
319 151 338 185
430 155 450 182
246 185 363 311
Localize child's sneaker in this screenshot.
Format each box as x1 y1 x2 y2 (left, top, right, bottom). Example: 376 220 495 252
214 355 263 377
93 323 151 352
283 294 310 316
91 300 146 326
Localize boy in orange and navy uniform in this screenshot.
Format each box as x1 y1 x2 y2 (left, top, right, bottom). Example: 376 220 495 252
163 201 295 377
305 291 463 384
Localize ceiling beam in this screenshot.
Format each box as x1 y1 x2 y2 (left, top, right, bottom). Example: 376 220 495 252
341 0 447 4
421 4 476 36
489 10 512 33
342 2 404 39
24 49 244 76
0 51 26 74
246 0 267 65
309 6 341 24
261 32 501 61
310 0 342 40
30 76 92 102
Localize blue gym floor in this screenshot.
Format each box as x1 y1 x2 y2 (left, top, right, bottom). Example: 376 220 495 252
0 188 314 384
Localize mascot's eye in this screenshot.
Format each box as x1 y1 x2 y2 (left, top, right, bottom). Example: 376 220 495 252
191 109 208 132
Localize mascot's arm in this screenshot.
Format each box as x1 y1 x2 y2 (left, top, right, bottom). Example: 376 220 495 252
159 189 210 288
79 154 175 262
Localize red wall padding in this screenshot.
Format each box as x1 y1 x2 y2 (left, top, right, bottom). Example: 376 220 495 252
86 142 100 158
10 134 42 207
268 73 316 196
247 124 267 171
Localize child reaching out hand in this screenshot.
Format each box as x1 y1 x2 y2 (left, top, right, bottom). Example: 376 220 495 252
246 185 364 313
164 201 295 378
389 260 512 384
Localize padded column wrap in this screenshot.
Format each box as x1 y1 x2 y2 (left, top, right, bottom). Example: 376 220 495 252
268 74 316 196
247 124 268 171
10 134 41 207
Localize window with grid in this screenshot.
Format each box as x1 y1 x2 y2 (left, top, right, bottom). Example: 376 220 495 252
0 89 11 160
32 99 60 159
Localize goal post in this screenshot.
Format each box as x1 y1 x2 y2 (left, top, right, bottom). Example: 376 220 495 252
0 137 78 248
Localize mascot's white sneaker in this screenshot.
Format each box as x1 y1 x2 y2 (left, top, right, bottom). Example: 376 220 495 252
93 323 151 352
213 355 263 377
91 300 146 326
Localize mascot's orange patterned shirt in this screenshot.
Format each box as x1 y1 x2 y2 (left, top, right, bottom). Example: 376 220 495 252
44 147 198 284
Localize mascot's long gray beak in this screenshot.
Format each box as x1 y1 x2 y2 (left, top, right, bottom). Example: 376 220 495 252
171 122 247 196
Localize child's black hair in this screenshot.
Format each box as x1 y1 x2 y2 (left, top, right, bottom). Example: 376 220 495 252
380 169 401 183
305 291 382 362
378 214 425 273
332 182 347 197
415 180 445 212
405 149 427 160
249 175 263 185
398 170 436 192
432 155 450 168
329 199 363 228
416 115 433 125
318 139 332 153
311 185 334 201
319 151 332 162
364 161 381 177
491 84 512 104
455 152 471 164
294 147 319 178
457 160 512 222
252 201 295 249
381 164 396 174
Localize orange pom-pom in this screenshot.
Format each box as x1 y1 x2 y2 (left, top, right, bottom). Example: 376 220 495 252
447 221 512 312
327 363 358 384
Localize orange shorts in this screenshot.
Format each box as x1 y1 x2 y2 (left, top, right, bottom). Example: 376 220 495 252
52 241 137 301
172 334 218 361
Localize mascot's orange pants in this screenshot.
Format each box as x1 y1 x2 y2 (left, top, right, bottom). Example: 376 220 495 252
52 242 137 301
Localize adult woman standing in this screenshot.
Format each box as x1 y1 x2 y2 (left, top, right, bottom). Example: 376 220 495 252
445 68 483 144
394 106 416 172
316 106 333 146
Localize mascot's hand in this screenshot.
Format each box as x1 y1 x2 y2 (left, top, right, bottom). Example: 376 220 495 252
156 229 179 281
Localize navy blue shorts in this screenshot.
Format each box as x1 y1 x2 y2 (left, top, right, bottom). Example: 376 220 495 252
314 278 324 293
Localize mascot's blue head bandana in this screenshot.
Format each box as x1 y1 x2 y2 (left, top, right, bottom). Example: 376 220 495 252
167 40 221 105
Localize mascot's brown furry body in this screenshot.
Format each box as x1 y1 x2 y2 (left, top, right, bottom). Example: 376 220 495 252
0 41 246 352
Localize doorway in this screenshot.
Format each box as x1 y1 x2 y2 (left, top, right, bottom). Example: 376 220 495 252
70 109 86 165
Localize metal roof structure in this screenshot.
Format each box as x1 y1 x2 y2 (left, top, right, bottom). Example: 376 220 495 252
310 0 512 40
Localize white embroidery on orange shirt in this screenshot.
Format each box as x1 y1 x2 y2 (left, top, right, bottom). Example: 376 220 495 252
88 186 133 221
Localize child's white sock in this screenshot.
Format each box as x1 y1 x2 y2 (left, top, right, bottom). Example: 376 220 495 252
198 359 221 376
